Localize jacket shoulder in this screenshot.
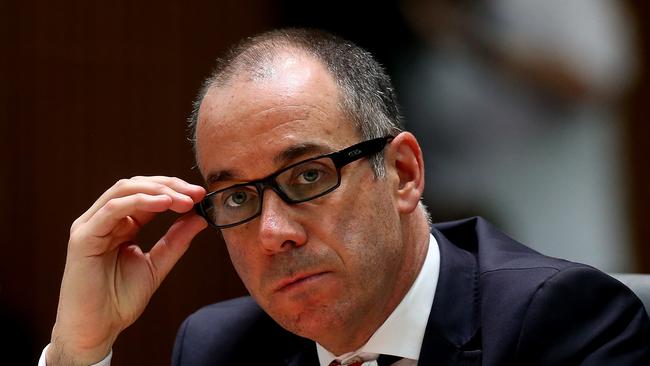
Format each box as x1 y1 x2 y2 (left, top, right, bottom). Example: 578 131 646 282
514 266 650 364
433 217 650 364
172 297 313 366
433 216 588 273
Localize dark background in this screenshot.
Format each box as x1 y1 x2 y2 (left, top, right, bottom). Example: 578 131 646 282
1 1 649 364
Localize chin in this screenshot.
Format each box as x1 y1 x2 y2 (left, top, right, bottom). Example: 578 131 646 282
265 296 351 339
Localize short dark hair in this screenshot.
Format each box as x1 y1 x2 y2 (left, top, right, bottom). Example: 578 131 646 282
188 28 404 176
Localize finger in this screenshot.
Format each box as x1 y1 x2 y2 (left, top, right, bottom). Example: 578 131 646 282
109 213 155 241
131 176 205 202
148 213 208 285
85 194 176 238
76 178 205 226
70 195 174 256
85 178 200 219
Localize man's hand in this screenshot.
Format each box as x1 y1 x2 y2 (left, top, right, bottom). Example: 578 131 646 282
47 176 207 365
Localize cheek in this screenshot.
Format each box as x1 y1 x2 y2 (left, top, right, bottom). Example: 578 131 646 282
333 178 398 243
324 178 402 270
223 237 259 293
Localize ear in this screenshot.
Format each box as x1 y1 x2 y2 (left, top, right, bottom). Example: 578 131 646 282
385 132 425 214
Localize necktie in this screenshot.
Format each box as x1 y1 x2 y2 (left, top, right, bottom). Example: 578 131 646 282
328 358 363 366
328 354 402 366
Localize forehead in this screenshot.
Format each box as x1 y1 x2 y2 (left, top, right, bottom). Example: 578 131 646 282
195 53 360 183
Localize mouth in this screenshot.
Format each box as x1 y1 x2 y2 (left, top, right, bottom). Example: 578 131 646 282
274 271 330 293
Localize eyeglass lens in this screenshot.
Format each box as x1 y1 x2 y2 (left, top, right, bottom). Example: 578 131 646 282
205 156 339 227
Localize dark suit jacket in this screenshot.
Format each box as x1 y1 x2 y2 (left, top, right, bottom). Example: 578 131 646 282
172 217 650 365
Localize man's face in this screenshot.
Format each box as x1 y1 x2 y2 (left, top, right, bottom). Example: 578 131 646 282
195 54 409 348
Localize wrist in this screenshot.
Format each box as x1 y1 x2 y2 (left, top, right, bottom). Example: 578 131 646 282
47 337 112 366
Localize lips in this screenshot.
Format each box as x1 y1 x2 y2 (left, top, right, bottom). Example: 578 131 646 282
274 271 329 292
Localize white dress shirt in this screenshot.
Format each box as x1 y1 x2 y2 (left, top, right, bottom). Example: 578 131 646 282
317 233 440 366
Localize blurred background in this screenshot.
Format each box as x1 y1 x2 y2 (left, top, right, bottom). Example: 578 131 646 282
1 0 649 364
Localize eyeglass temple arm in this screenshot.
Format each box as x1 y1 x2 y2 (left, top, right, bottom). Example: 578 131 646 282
330 136 393 167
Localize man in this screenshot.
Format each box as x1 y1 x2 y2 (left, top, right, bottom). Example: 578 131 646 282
42 29 649 365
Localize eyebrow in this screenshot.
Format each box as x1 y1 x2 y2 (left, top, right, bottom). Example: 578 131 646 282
205 142 335 188
273 142 333 166
205 169 241 187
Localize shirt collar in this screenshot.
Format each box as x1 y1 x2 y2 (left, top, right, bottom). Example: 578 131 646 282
316 233 440 366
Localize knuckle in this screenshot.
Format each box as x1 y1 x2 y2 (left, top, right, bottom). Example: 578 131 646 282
67 233 80 248
133 192 150 204
114 178 130 188
69 218 81 234
104 198 121 212
68 224 89 247
152 182 167 190
169 176 185 186
68 228 82 243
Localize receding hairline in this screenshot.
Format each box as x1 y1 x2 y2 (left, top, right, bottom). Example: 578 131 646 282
189 30 362 139
208 41 325 88
194 44 357 147
196 46 352 122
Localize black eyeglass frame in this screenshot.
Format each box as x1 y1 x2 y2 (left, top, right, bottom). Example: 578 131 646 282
195 136 394 229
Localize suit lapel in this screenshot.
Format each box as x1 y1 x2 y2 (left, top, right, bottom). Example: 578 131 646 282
418 220 482 365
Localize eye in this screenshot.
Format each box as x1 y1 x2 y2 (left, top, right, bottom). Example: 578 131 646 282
298 169 321 184
224 190 250 208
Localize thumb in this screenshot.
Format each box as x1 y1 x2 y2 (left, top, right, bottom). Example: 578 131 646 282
148 213 208 285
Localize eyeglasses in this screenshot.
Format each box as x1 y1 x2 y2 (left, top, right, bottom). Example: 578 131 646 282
195 136 393 229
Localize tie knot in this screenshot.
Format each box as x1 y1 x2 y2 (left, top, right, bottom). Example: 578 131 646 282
328 354 401 366
328 357 364 366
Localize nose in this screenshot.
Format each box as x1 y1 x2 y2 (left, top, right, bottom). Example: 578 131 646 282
257 189 307 254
